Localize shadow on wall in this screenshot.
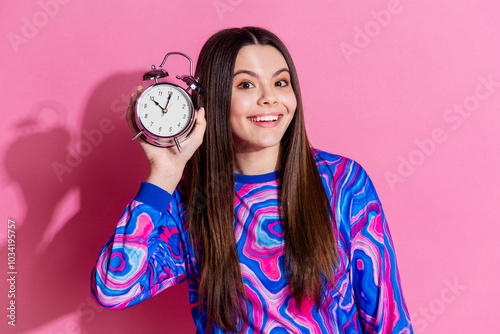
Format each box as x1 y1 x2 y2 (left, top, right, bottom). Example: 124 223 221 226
3 73 195 333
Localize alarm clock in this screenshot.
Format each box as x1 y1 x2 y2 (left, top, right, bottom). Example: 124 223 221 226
132 52 202 152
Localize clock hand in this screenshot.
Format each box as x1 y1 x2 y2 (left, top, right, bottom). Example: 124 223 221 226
152 98 164 111
163 91 173 113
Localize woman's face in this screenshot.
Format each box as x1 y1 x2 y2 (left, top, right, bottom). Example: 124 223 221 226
230 45 297 153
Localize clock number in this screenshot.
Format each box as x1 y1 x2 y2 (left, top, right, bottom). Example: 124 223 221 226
144 103 147 108
159 126 162 132
150 122 154 127
144 113 148 119
177 96 180 101
150 96 154 101
182 114 186 119
158 91 163 96
182 104 186 109
177 123 181 128
169 127 172 132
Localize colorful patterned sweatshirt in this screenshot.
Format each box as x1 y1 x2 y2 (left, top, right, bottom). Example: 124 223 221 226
91 150 413 333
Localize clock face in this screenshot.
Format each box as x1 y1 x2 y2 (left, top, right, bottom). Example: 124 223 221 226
136 83 193 137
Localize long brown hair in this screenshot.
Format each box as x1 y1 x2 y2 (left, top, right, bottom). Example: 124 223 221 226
185 27 338 332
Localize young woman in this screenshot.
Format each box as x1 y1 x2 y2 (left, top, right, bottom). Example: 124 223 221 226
91 27 413 333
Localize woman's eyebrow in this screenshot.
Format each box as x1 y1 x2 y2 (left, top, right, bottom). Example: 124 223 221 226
233 69 257 78
233 68 290 78
273 68 290 77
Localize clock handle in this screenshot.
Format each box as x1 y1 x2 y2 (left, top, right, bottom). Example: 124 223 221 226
158 52 194 77
157 52 202 94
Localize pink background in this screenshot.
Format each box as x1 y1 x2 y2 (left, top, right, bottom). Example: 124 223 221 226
1 1 499 333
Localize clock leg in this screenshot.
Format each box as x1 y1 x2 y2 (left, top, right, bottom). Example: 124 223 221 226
174 137 182 153
131 130 144 141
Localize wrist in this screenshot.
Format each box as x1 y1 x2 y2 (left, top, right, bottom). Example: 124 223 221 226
146 165 183 194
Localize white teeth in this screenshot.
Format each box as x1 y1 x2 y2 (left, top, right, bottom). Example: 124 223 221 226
250 115 279 122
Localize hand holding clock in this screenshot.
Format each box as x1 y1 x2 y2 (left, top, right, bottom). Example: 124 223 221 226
126 86 206 193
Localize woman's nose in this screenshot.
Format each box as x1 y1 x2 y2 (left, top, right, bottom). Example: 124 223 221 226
258 86 278 106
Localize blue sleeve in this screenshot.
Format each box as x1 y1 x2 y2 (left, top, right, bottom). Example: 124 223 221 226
90 182 190 309
349 165 413 333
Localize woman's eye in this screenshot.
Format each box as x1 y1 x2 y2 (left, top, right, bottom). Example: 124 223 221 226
275 80 288 87
238 81 254 89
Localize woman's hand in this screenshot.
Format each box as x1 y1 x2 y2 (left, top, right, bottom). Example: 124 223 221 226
126 86 206 193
